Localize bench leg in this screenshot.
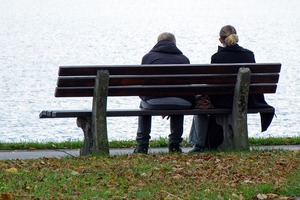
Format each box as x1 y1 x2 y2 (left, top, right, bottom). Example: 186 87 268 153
218 67 251 151
77 117 94 156
231 67 250 150
216 114 233 150
217 113 249 151
91 70 109 155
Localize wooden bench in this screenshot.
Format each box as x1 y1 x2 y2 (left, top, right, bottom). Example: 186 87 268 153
39 63 281 155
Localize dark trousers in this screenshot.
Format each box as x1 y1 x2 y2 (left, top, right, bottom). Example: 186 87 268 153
136 101 184 145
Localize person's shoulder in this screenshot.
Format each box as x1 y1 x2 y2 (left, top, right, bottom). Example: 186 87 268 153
211 51 219 58
211 46 223 62
239 46 255 61
211 46 223 56
211 53 217 62
142 52 150 60
141 52 156 64
181 54 190 64
243 48 254 54
238 45 254 54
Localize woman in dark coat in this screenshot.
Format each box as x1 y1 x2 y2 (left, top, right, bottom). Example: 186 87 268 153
189 25 275 152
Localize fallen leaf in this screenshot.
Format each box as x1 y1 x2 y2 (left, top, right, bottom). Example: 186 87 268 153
266 193 279 199
0 193 14 200
70 170 79 175
5 167 18 173
257 193 268 199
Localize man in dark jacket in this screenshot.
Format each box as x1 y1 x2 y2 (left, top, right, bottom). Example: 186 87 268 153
134 32 193 154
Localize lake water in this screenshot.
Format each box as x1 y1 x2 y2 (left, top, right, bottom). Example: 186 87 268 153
0 0 299 142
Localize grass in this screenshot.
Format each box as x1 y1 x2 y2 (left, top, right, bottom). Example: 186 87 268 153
1 137 300 199
0 136 300 150
1 150 300 199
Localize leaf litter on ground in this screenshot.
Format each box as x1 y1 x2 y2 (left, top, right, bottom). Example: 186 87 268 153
0 150 300 199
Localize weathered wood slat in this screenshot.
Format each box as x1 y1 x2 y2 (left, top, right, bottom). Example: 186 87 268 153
39 107 275 118
56 74 280 87
58 63 281 76
54 84 277 97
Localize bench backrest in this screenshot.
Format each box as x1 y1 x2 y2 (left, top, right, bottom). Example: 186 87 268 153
55 63 281 98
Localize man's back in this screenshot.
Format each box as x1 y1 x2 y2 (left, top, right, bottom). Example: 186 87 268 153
134 32 191 154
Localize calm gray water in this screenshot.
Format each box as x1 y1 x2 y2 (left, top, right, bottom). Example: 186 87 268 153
0 0 299 142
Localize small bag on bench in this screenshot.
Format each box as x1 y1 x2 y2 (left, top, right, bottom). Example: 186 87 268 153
194 95 214 109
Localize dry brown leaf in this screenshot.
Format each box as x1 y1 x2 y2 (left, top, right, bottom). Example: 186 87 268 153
257 193 268 199
266 193 280 198
0 193 14 200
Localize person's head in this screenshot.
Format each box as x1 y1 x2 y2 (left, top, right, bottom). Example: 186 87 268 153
219 25 239 47
157 32 176 45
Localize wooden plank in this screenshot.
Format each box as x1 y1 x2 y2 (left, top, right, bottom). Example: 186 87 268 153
39 107 275 118
56 74 280 87
58 63 281 76
54 84 277 97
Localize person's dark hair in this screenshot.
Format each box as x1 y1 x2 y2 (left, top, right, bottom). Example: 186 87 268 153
157 32 176 45
219 25 239 46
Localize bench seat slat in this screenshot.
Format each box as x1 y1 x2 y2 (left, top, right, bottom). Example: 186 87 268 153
58 63 281 76
39 107 275 118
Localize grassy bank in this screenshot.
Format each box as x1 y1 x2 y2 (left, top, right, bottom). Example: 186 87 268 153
0 136 300 150
1 150 300 199
1 137 300 199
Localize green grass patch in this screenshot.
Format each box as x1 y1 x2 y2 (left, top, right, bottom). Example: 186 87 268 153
249 136 300 146
0 140 83 150
0 136 300 151
1 150 300 199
